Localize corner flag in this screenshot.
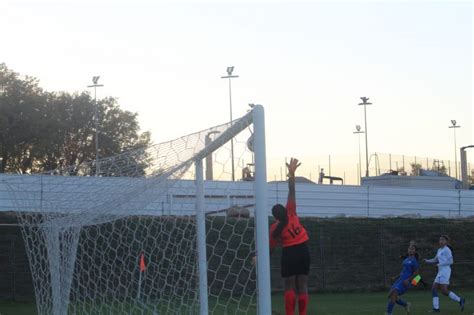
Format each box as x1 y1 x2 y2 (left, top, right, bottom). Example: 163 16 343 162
139 252 146 272
411 274 421 286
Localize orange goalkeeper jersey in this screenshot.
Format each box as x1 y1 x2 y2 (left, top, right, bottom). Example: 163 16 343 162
269 199 309 249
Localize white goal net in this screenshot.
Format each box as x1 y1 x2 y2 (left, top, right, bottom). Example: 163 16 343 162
3 105 270 315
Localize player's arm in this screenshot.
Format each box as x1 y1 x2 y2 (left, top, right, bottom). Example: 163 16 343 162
252 234 276 265
404 268 420 285
389 273 400 282
424 256 438 264
286 158 301 203
267 224 279 256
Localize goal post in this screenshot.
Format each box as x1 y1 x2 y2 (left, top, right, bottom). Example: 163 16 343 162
3 104 271 315
252 105 271 315
195 159 208 314
194 104 271 315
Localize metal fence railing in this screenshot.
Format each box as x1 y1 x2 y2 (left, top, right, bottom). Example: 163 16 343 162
2 217 474 301
268 153 474 185
271 218 474 292
0 224 34 301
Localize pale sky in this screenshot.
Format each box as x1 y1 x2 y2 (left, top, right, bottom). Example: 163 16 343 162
1 0 472 182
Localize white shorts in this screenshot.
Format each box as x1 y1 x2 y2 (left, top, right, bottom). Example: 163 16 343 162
434 268 451 285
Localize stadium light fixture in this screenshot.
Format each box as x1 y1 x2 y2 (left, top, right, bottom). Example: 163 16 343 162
449 119 461 179
87 76 104 176
353 125 365 184
221 66 239 181
358 97 372 177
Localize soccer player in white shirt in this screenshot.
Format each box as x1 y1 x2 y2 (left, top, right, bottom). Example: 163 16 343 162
424 235 465 312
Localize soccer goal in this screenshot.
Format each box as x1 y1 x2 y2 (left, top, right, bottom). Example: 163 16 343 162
3 105 271 314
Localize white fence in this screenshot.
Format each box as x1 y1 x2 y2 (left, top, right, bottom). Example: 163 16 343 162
0 174 473 218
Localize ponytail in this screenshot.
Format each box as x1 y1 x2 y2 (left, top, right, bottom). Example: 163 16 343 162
413 244 419 261
447 244 454 254
271 204 288 239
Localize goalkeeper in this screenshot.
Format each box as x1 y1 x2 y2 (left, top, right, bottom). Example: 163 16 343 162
269 158 310 315
386 243 420 315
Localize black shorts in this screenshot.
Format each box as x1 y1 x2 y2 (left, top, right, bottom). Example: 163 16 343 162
281 241 310 278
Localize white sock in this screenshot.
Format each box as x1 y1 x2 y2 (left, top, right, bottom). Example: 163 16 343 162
449 291 461 302
433 297 440 309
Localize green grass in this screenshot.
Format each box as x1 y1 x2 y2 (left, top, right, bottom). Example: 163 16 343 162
0 301 35 315
1 290 473 314
273 290 474 315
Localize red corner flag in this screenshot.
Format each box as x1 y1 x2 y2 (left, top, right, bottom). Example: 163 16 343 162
139 253 146 272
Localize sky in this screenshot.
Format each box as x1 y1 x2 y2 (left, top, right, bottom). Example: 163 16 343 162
1 0 472 182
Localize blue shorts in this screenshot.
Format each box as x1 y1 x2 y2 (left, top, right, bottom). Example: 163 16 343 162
391 280 409 296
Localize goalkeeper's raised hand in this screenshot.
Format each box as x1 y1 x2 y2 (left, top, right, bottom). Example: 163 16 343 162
286 158 301 177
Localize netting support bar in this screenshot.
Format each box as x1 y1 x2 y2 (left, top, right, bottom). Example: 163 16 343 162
195 158 209 315
193 108 253 162
253 105 272 314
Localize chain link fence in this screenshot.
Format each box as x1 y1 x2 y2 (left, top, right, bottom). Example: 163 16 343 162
271 217 474 292
0 220 34 301
2 215 474 301
268 153 474 186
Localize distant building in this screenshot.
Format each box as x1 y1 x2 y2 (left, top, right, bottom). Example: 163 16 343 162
361 170 461 189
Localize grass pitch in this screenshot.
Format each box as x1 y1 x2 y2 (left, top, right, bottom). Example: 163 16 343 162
0 290 472 314
273 290 473 315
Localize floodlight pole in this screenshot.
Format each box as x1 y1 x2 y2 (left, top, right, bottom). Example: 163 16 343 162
460 145 474 189
221 67 239 181
87 77 104 176
449 120 461 179
358 97 372 177
353 125 365 185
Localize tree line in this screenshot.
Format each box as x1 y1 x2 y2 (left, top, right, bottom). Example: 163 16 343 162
0 63 151 174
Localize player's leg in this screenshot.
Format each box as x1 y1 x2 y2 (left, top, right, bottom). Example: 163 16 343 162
438 268 465 310
388 282 410 314
281 246 297 315
395 297 410 314
431 282 440 312
441 284 465 311
386 289 398 315
296 275 308 315
284 276 297 315
295 243 310 315
281 245 297 315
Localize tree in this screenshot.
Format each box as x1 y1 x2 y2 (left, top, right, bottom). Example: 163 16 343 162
0 63 47 173
396 167 407 176
431 160 447 175
0 63 151 174
409 163 422 176
409 161 450 177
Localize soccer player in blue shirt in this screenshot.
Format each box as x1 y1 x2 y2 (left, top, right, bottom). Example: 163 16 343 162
386 243 420 315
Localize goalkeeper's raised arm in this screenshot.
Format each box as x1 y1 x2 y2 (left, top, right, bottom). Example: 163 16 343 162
268 157 310 315
287 158 300 201
286 157 300 215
